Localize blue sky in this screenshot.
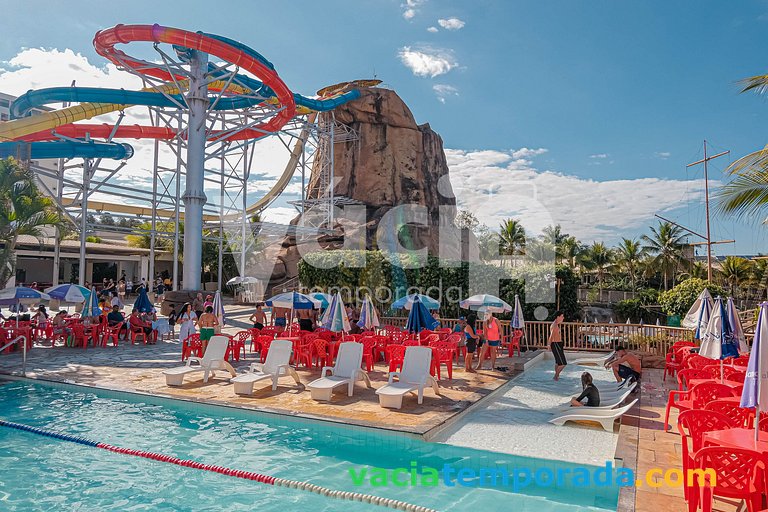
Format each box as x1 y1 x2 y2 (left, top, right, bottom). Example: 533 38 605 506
1 0 767 255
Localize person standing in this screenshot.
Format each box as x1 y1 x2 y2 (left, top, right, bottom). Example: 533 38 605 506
156 280 166 305
196 305 219 354
549 310 567 381
461 315 479 373
177 303 196 344
192 293 204 319
249 303 266 329
117 280 126 305
476 311 501 371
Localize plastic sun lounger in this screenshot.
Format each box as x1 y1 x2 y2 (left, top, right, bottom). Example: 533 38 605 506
549 399 638 432
376 346 439 409
557 385 635 412
599 382 637 400
163 335 236 386
230 339 301 395
307 342 372 401
571 351 615 367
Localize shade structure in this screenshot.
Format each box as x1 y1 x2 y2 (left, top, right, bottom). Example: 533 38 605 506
310 292 332 309
0 287 50 305
682 288 714 339
265 291 321 310
357 295 381 330
459 294 512 314
391 294 440 311
44 284 89 303
741 302 768 441
81 287 101 317
212 290 225 327
701 297 748 361
321 292 350 333
510 295 525 330
133 287 152 313
226 276 260 285
405 295 439 333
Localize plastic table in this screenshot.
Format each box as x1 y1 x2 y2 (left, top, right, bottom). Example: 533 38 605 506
703 428 768 454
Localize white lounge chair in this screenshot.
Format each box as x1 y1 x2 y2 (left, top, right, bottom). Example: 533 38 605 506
376 346 439 409
163 335 236 386
230 339 301 395
571 351 615 367
307 342 372 401
549 399 638 432
599 382 636 400
558 385 635 412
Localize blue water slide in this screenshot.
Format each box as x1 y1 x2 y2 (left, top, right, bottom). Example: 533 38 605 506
0 141 133 160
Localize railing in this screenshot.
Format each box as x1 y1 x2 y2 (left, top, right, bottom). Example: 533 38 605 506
379 317 694 355
577 288 637 304
0 335 28 376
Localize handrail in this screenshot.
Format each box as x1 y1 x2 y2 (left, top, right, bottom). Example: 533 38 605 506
0 335 27 354
0 335 29 377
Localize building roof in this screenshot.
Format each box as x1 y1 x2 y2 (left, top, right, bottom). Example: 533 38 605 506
13 235 152 255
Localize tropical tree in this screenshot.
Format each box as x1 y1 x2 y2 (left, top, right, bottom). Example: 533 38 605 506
615 238 645 290
718 256 750 297
582 242 614 294
559 236 583 270
499 218 526 256
641 221 687 290
0 158 63 287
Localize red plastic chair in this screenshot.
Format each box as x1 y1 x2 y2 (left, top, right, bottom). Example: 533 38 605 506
676 368 718 391
310 338 329 369
728 372 746 384
100 324 120 347
248 328 261 352
403 339 420 347
685 354 712 370
70 324 92 349
688 446 764 512
181 333 202 361
705 400 755 429
677 409 737 502
664 381 737 431
129 321 148 345
386 345 407 373
226 334 245 362
259 338 273 363
507 329 523 357
359 337 377 371
431 342 455 380
732 357 750 368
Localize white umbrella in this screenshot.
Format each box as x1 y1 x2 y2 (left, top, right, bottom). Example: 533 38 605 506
226 276 260 285
626 318 632 325
701 297 746 381
511 295 525 330
357 295 380 331
322 292 351 333
459 294 512 314
741 302 768 442
682 288 714 339
212 290 225 327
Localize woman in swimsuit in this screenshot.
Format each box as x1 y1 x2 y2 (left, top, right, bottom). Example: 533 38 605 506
571 372 600 407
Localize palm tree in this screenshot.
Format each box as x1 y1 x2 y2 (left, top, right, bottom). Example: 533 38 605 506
582 242 614 294
718 256 750 297
499 218 526 256
560 236 583 270
641 221 687 290
0 158 63 287
615 238 645 290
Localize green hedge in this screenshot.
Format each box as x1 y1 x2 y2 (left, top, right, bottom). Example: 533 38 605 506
659 278 726 317
298 250 580 321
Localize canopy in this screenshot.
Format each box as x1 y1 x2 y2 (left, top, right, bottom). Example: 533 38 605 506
357 295 381 330
212 290 225 327
133 287 153 313
510 294 525 330
682 288 714 339
44 284 89 303
459 294 512 313
741 301 768 441
391 293 440 311
405 295 439 333
0 287 50 305
265 291 321 310
321 292 350 333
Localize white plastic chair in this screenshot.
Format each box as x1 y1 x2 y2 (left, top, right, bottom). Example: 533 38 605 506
376 346 439 409
307 342 372 401
230 339 300 395
163 335 236 386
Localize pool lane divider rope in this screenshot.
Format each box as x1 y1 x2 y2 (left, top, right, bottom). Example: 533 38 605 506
0 419 436 512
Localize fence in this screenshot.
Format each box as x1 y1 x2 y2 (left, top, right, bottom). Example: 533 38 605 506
379 317 694 355
577 288 637 304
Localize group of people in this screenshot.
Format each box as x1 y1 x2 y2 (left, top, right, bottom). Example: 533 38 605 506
454 311 503 373
172 294 219 353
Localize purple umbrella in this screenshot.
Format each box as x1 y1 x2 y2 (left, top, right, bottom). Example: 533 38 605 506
741 302 768 443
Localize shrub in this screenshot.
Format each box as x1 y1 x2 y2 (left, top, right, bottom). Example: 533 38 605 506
659 278 726 317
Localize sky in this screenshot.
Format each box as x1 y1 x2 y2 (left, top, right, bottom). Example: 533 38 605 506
1 0 767 255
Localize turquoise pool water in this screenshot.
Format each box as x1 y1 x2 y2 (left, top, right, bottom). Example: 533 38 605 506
0 380 619 511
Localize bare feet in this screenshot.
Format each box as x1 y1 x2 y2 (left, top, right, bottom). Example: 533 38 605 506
466 368 477 373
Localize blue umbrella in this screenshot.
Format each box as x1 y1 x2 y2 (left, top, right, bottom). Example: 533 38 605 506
44 284 89 303
321 292 351 333
357 295 380 330
701 297 746 382
511 295 526 330
741 302 768 442
265 291 321 310
392 293 440 311
310 292 332 309
0 286 51 305
133 287 152 313
82 287 101 317
682 288 714 340
405 295 439 333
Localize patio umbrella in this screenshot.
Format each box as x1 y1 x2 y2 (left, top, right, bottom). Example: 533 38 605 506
81 287 101 317
321 292 350 333
609 318 615 324
357 295 381 330
459 294 512 314
511 295 525 330
391 293 440 311
0 286 50 377
44 284 89 303
266 291 321 335
133 287 152 313
226 276 260 285
310 292 332 310
727 297 746 350
700 297 748 382
405 295 439 334
212 290 225 327
682 288 714 340
626 318 632 325
741 301 768 442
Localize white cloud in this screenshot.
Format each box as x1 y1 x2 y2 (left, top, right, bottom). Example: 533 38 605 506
589 153 608 159
655 151 671 160
446 148 707 242
261 206 298 225
432 84 458 103
398 45 458 78
427 26 439 33
438 17 466 30
401 0 426 19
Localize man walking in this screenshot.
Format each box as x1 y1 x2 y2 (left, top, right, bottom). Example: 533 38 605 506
549 311 567 381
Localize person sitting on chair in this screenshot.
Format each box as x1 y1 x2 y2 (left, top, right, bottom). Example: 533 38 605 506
129 308 153 343
570 372 600 407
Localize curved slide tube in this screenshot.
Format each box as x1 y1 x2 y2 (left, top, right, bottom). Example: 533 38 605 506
0 140 133 160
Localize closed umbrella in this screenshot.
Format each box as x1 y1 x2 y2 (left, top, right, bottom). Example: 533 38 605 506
459 294 512 314
727 297 746 349
321 292 351 333
682 288 714 340
392 293 440 311
357 295 380 331
511 294 525 330
626 318 632 325
133 287 152 313
212 290 225 327
741 301 768 442
700 297 748 381
310 292 332 310
405 295 439 334
81 287 101 317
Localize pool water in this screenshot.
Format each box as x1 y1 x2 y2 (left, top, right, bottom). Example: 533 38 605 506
0 380 618 511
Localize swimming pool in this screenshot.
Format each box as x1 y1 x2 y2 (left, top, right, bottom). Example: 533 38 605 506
0 379 618 511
